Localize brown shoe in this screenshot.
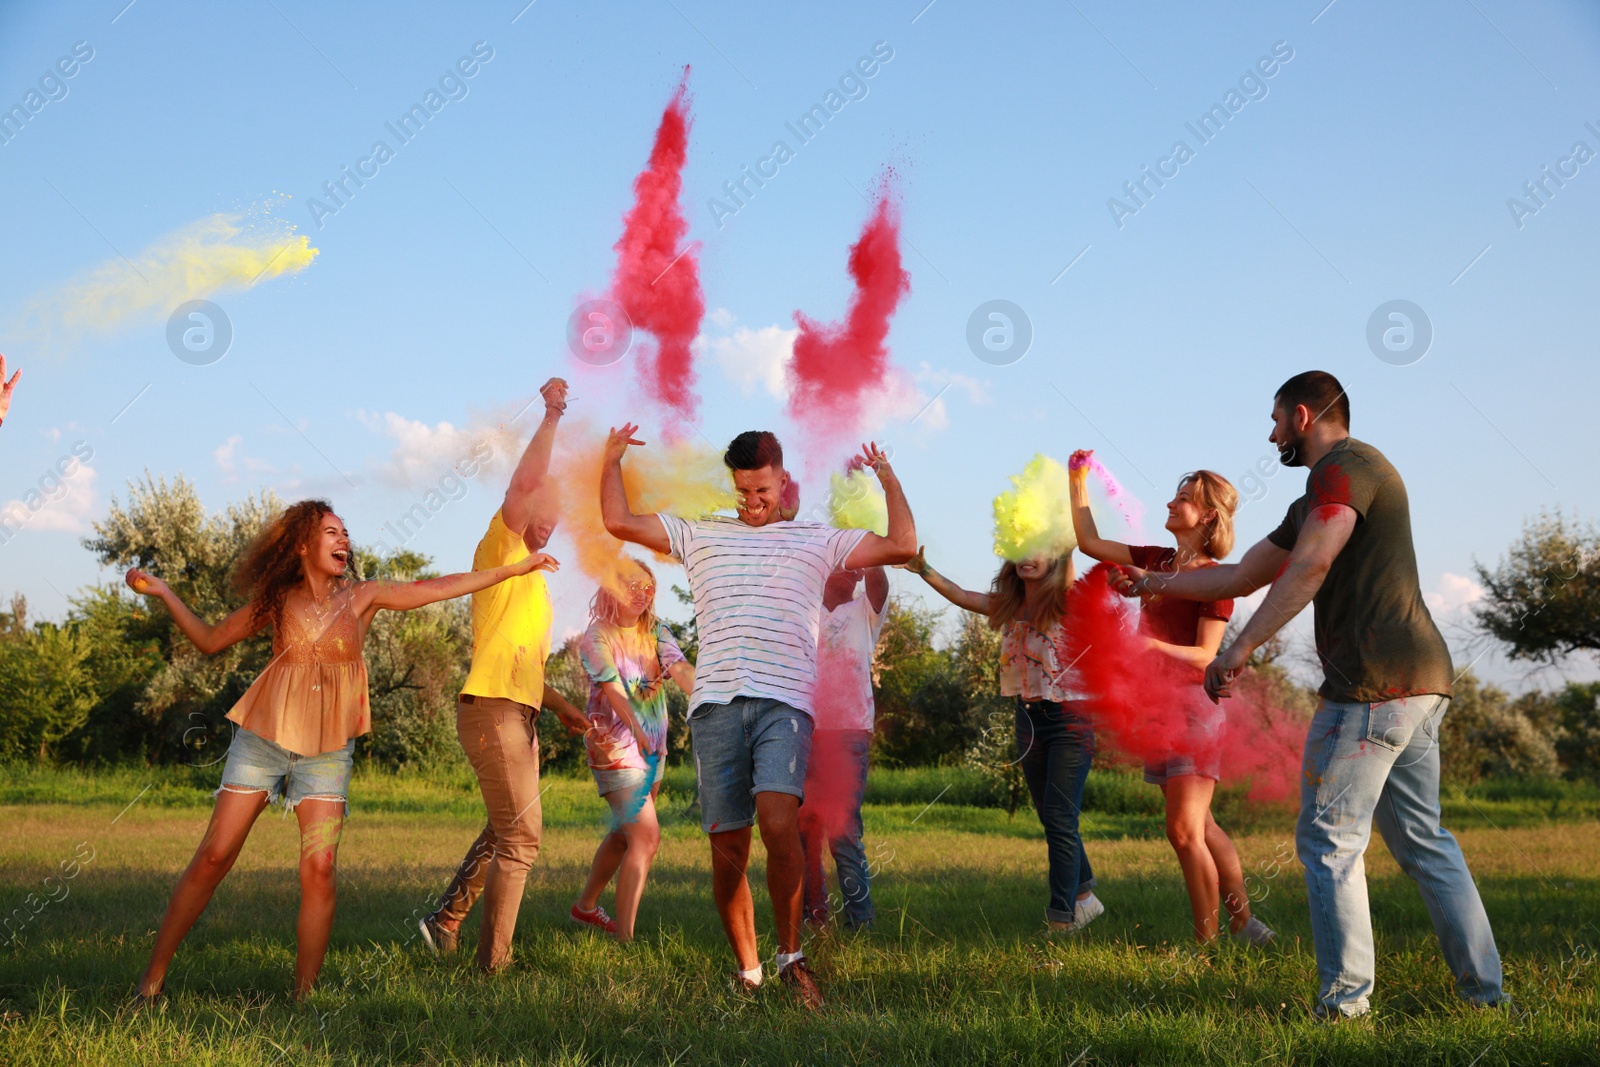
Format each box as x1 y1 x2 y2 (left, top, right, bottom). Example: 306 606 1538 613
779 957 824 1011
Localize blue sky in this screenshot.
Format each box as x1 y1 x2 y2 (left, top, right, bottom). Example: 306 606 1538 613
3 0 1597 693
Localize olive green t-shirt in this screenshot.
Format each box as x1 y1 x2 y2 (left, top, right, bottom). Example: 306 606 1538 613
1267 437 1453 704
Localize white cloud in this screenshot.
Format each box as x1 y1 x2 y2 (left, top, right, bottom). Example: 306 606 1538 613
698 318 797 401
0 465 99 535
1425 572 1484 617
213 434 278 485
358 408 527 490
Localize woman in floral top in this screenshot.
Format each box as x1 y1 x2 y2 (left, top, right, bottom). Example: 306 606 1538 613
569 561 694 942
907 547 1104 934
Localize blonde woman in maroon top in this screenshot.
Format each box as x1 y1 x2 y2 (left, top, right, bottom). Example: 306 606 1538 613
1068 452 1272 946
126 500 555 1002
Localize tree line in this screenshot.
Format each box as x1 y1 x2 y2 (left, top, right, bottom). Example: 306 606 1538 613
1 477 1596 789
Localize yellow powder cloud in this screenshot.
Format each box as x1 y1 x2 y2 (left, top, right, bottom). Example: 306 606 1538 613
17 212 317 343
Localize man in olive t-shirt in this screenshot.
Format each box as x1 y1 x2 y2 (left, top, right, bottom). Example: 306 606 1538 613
1118 372 1505 1019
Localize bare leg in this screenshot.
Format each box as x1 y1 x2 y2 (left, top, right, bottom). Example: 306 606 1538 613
1163 776 1222 942
292 797 345 998
1205 810 1251 933
610 788 661 942
755 792 805 956
576 826 628 914
709 827 758 971
137 788 270 996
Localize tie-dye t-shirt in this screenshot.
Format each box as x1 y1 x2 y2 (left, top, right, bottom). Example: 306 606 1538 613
578 620 686 771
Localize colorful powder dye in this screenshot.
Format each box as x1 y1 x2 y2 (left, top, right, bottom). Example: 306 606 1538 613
552 424 734 598
1061 561 1304 802
786 187 910 457
21 212 317 339
1080 454 1144 532
607 69 704 428
618 748 661 827
827 468 887 535
992 454 1078 561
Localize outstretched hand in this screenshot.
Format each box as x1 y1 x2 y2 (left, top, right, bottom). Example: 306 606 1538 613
605 423 645 464
854 440 892 476
899 545 929 576
1203 642 1250 703
0 353 18 425
125 567 168 598
513 552 560 576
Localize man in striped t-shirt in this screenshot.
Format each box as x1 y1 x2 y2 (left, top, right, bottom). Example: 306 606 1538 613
601 427 917 1008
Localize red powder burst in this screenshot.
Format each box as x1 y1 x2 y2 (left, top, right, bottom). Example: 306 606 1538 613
786 188 910 454
609 68 705 428
1061 562 1305 803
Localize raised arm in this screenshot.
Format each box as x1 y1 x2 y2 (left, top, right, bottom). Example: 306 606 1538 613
358 553 558 614
125 568 265 655
501 378 567 536
1203 504 1355 700
1068 450 1134 566
0 353 18 429
903 547 995 616
599 423 672 555
842 442 917 569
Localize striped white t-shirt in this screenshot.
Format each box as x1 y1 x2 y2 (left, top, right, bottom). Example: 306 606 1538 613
657 514 868 717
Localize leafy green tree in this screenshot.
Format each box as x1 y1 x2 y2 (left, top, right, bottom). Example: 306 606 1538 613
872 596 973 767
1438 671 1560 785
0 621 97 762
1475 512 1600 662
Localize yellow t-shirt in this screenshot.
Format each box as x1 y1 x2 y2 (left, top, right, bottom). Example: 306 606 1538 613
461 509 552 707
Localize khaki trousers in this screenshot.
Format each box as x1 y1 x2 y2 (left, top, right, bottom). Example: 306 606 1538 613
433 696 543 971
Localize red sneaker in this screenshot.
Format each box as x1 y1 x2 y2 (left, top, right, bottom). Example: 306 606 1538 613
569 903 617 935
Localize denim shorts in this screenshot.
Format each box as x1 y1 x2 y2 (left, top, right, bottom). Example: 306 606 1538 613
592 756 666 798
689 697 811 833
218 726 355 813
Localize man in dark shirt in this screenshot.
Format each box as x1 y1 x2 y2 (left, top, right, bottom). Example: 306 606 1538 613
1117 371 1505 1019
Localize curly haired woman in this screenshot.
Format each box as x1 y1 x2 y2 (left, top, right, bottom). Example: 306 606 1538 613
126 500 555 1002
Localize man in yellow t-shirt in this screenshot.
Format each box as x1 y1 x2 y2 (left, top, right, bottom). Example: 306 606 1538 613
419 377 587 972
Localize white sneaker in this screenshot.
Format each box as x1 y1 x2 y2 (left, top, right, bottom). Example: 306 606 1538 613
1072 893 1105 929
1234 916 1276 947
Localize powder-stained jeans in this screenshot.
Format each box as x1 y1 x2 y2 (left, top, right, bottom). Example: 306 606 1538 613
1016 699 1096 924
1298 694 1505 1016
432 696 544 972
800 729 874 928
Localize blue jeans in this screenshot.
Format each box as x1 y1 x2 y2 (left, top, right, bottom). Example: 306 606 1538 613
1298 695 1505 1016
1016 699 1096 924
800 729 874 928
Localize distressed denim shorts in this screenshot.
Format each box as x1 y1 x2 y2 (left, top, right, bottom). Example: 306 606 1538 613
218 726 355 813
689 697 812 834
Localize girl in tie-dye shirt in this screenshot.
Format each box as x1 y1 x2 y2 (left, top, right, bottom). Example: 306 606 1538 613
569 561 694 942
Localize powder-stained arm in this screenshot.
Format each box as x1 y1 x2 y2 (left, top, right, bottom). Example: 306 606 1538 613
1203 504 1356 700
501 378 568 541
905 548 995 616
542 682 589 733
125 568 266 654
1128 535 1289 602
1148 616 1227 672
600 423 673 555
1068 450 1135 566
843 442 917 569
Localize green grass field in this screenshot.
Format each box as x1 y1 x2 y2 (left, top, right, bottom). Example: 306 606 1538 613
1 766 1596 1065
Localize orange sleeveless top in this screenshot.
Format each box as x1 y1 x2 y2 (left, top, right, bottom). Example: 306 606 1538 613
226 599 370 756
